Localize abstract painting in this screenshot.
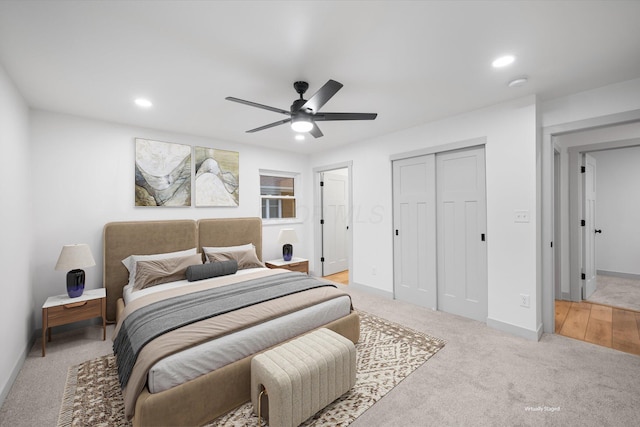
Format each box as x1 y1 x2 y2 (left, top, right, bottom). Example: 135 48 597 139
135 138 191 206
194 147 239 207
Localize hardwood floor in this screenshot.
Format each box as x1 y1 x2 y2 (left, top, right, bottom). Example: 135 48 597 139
324 270 349 285
555 300 640 356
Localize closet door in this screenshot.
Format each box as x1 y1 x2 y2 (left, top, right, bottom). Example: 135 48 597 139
436 146 487 322
392 155 437 309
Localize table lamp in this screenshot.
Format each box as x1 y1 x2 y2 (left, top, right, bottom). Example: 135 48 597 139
55 244 96 298
277 229 299 261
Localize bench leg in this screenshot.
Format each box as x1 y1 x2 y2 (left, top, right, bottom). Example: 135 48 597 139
257 386 267 426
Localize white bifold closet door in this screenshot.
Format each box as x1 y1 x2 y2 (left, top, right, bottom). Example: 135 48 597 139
393 146 487 322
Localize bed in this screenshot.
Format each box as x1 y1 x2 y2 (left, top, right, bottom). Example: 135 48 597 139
103 217 360 427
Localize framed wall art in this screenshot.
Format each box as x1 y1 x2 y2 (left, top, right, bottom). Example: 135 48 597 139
194 146 239 207
135 138 191 207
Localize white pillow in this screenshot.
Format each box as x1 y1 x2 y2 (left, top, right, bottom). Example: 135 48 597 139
122 248 198 287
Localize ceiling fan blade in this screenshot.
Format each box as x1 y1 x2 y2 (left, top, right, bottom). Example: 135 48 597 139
226 97 290 116
314 112 378 121
309 123 324 138
301 80 343 113
246 118 292 133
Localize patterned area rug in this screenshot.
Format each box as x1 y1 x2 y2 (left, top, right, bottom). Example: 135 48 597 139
58 312 445 427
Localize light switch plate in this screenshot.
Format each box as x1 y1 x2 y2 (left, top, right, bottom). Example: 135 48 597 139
514 210 530 223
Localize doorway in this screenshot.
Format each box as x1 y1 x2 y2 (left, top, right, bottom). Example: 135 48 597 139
392 145 488 322
313 162 352 282
542 114 640 334
321 169 349 277
566 142 640 306
581 146 640 311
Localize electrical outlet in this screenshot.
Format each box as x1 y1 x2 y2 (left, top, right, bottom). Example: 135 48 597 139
372 267 377 276
514 210 530 223
520 294 530 308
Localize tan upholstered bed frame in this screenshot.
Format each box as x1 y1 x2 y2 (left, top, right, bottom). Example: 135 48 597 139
103 217 360 427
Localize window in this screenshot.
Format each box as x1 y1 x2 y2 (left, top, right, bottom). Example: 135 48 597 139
260 173 298 220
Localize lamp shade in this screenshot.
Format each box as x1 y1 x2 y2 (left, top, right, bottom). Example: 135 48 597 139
55 244 96 271
277 229 299 245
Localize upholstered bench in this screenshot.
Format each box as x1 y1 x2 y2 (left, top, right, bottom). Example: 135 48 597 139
251 328 357 427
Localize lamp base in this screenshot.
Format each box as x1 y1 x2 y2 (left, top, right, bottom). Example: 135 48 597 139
66 269 85 298
282 244 293 262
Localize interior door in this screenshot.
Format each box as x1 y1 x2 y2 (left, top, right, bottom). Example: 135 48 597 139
436 146 487 322
554 149 561 299
322 170 349 276
392 155 437 310
583 153 598 298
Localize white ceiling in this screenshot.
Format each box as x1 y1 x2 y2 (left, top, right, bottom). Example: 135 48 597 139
1 1 640 154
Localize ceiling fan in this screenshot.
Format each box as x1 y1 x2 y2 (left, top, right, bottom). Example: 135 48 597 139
225 79 377 138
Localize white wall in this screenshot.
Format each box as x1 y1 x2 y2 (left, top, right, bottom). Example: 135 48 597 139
29 110 311 329
591 146 640 276
0 64 31 405
311 96 540 337
542 77 640 127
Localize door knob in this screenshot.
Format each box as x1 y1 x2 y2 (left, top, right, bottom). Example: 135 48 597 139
595 229 602 234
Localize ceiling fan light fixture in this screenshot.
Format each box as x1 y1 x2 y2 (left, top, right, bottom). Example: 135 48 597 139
291 116 313 133
226 79 377 139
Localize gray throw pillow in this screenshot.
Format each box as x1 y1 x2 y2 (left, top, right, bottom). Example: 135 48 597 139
186 259 238 282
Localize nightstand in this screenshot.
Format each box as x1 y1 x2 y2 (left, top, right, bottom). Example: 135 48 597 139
41 288 106 357
265 257 309 274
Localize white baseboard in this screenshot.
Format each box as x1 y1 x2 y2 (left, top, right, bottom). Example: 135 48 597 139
349 282 394 299
0 332 36 408
487 317 542 341
351 283 543 341
597 270 640 281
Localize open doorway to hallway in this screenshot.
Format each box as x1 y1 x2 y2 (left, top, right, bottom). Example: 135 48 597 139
314 161 352 284
320 168 349 277
582 146 640 311
553 125 640 314
543 113 640 336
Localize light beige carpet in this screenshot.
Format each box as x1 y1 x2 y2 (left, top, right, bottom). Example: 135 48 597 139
57 312 445 427
587 274 640 312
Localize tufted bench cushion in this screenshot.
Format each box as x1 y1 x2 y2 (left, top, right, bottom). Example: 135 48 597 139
251 328 357 427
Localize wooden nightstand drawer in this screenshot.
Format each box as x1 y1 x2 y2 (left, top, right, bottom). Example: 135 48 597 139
285 261 308 273
47 298 102 327
265 258 309 274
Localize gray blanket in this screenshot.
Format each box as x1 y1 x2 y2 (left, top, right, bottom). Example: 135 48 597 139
113 271 335 388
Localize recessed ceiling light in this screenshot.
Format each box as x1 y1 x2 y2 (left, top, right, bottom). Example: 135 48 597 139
295 134 305 141
134 98 153 108
492 55 515 68
508 77 528 88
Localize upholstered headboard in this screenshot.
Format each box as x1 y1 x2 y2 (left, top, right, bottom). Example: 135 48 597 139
102 217 263 323
198 217 262 261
